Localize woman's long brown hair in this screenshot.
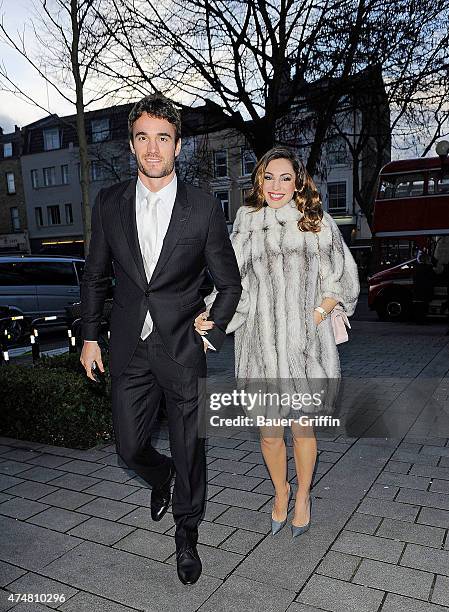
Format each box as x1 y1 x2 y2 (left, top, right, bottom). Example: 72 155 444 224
244 146 323 232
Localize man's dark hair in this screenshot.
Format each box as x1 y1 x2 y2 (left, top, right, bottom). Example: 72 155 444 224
128 94 181 143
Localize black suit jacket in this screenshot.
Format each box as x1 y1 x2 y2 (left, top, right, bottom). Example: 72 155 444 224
80 177 242 377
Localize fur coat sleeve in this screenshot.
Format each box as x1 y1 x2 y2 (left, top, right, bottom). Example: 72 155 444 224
317 212 360 317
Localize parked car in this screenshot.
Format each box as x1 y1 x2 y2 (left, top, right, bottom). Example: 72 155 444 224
0 256 87 329
368 256 448 321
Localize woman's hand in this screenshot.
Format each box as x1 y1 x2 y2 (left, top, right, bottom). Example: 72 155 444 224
313 309 323 326
194 312 215 335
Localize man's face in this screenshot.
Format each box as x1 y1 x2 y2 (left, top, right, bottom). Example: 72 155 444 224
129 113 181 179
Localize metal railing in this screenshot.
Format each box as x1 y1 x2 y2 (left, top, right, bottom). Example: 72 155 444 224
0 314 107 366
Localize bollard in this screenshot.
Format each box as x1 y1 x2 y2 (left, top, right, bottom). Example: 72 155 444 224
67 329 77 354
0 315 21 365
31 329 40 363
1 329 10 366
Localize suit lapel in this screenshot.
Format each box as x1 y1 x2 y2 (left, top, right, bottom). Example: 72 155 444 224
119 178 147 288
149 180 191 286
119 177 192 289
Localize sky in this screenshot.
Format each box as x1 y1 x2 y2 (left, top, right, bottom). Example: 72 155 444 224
0 0 73 133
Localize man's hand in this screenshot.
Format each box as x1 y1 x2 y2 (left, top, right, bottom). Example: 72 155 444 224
194 311 215 352
80 341 105 381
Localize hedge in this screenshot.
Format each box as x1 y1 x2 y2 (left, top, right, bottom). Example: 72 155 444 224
1 353 113 449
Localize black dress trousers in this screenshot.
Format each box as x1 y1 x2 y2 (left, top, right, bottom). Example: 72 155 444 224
111 326 207 547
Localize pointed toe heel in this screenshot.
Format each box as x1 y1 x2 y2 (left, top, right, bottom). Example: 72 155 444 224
271 482 292 536
291 497 312 538
271 517 287 535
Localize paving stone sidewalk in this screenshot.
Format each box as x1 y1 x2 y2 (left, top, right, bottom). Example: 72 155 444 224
1 319 449 612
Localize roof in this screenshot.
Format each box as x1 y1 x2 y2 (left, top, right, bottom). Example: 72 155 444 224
380 157 449 174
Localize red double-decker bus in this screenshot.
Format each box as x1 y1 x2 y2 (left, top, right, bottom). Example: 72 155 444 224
368 155 449 321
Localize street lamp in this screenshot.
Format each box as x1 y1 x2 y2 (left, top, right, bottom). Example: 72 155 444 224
436 141 449 173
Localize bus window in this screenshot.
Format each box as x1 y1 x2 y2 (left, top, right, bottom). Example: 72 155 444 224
378 176 395 199
428 171 449 195
378 173 425 199
395 174 425 197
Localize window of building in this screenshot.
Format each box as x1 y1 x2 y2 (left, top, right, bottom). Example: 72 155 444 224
242 188 252 205
91 160 108 181
327 136 348 166
61 164 69 185
43 127 61 151
214 190 230 221
47 205 61 225
242 149 256 176
3 142 12 157
10 207 20 232
65 203 73 224
43 166 56 187
214 150 228 178
92 118 110 143
31 169 39 189
6 172 15 194
328 182 347 214
35 207 43 227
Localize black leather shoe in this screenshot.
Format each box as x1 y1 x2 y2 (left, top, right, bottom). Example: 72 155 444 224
176 544 202 585
150 461 175 522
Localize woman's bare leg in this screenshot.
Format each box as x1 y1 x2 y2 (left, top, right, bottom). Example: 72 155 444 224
260 425 290 521
291 421 317 526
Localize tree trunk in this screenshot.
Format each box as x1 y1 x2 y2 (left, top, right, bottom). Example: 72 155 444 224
71 0 91 256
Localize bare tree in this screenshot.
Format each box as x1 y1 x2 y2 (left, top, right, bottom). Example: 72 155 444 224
0 0 118 253
91 0 448 223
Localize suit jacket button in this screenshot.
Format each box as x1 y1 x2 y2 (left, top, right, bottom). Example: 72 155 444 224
145 289 151 297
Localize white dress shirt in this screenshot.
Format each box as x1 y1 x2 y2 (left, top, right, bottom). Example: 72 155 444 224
86 173 215 349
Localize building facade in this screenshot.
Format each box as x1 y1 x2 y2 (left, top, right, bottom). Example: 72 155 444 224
0 126 29 253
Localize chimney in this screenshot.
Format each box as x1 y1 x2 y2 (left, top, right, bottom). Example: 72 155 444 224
15 125 20 132
0 127 3 135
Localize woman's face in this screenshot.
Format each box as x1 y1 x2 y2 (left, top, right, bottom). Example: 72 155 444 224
262 158 296 208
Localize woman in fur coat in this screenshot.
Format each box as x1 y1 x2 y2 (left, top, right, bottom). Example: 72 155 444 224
195 146 360 537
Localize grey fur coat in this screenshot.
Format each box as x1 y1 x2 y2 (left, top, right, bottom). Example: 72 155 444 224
205 200 360 414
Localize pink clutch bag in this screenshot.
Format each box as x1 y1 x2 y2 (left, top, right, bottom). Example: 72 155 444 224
315 232 351 345
330 304 351 344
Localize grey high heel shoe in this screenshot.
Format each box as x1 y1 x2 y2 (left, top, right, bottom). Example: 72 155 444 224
271 482 292 536
291 496 312 538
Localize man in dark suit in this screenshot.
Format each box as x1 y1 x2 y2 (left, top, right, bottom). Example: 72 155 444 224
80 94 241 584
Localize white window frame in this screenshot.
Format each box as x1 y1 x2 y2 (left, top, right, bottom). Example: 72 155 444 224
35 207 44 227
43 166 56 187
214 150 228 178
31 169 39 189
327 135 348 166
10 207 20 231
327 181 347 214
65 203 73 224
91 160 108 181
6 172 15 194
214 190 230 221
241 149 256 176
61 164 69 185
47 205 61 225
91 118 110 143
43 127 61 151
3 142 12 157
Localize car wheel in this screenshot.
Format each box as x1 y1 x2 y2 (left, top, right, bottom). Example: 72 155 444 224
375 294 411 321
0 319 24 344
